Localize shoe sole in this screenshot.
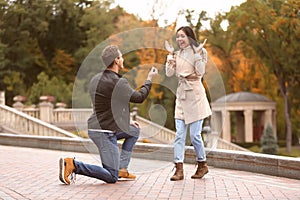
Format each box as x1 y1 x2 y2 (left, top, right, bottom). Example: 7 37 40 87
59 158 68 184
170 176 184 181
191 170 209 179
118 177 136 181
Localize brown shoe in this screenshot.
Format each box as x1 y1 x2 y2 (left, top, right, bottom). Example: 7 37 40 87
59 157 76 185
191 161 208 179
118 168 136 179
170 162 184 181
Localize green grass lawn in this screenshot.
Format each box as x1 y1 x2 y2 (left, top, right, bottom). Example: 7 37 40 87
248 145 300 157
279 147 300 157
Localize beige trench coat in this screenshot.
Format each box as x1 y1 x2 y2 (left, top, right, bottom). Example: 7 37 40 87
165 46 212 124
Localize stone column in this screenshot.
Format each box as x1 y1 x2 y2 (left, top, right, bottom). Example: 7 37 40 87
272 110 277 136
264 109 272 127
39 96 54 123
244 109 253 143
208 131 219 149
222 110 231 142
265 109 277 137
13 101 24 111
211 111 222 135
12 95 26 111
0 91 5 105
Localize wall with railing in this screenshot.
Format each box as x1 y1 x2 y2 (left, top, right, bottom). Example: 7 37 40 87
0 104 79 138
13 99 176 143
1 95 249 151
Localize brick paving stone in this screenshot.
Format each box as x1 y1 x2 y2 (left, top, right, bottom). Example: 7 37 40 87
1 145 300 200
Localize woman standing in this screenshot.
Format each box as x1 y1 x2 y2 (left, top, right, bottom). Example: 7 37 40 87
165 26 212 181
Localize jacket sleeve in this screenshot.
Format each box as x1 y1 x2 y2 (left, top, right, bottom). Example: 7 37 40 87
165 61 175 77
165 54 176 77
115 78 152 104
194 48 208 77
129 80 152 103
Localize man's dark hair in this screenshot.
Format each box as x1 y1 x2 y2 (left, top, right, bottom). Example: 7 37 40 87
102 45 120 68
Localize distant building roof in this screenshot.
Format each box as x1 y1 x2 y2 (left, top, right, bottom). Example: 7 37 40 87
214 92 272 103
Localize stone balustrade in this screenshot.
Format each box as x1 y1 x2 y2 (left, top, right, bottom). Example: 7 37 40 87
0 104 79 138
1 95 249 151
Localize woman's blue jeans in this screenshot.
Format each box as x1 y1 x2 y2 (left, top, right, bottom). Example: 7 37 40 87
73 125 140 183
174 119 206 163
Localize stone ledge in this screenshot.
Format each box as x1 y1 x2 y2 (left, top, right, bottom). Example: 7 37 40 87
0 133 299 180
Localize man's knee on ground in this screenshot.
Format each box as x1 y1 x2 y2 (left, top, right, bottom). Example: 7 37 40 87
106 177 118 183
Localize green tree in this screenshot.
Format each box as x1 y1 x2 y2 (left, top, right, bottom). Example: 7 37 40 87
227 0 300 153
201 14 236 93
185 10 209 39
75 0 123 63
0 0 90 105
50 49 76 82
27 72 73 105
72 1 130 108
39 0 89 81
261 124 278 155
0 0 50 92
0 0 120 107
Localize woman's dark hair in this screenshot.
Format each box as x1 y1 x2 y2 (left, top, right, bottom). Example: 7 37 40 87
176 26 199 52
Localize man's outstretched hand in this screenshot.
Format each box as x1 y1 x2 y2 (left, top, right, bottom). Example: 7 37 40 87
131 120 140 129
147 66 158 81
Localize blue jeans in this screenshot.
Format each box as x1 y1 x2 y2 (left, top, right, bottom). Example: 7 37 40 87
74 125 140 183
174 119 206 163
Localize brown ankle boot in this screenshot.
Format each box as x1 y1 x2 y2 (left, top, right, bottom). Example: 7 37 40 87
191 161 208 179
170 162 184 181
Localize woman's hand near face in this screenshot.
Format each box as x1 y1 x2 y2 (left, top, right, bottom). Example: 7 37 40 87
167 54 176 66
193 39 207 53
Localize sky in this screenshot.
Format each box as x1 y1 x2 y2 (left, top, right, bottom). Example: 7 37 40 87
112 0 246 28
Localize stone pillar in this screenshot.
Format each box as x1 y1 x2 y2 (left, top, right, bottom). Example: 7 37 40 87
13 101 24 111
222 110 231 142
211 111 222 135
0 91 5 105
208 131 219 149
12 95 26 111
244 109 253 143
264 109 277 137
272 110 277 136
39 96 54 123
264 109 272 127
56 102 67 109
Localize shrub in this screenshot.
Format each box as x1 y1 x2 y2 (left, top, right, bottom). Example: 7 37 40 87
260 124 278 155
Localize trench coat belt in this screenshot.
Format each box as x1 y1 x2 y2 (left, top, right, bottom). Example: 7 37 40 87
178 75 200 100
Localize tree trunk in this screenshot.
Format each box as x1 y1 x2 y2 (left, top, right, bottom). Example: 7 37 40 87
283 93 292 153
278 77 292 154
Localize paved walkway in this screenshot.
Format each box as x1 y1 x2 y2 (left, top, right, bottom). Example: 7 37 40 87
1 145 300 200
